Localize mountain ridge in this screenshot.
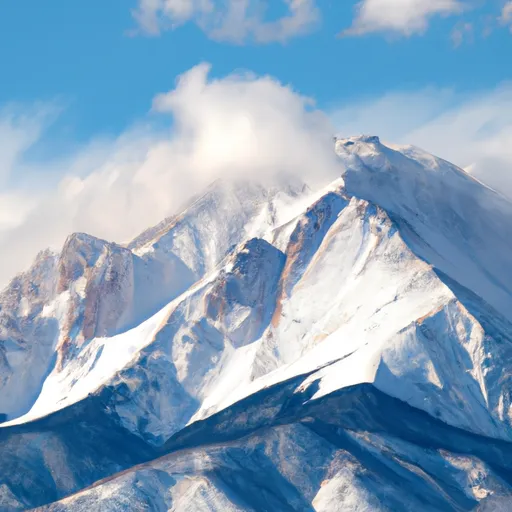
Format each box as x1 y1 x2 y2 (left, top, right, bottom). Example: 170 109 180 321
2 136 512 510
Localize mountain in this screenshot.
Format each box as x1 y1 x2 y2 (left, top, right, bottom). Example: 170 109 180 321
2 136 512 511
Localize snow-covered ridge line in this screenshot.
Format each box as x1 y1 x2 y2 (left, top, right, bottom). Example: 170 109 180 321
3 135 512 509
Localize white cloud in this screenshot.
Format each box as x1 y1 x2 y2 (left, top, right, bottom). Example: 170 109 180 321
332 84 512 199
0 104 59 186
451 21 473 47
0 63 338 288
343 0 464 36
132 0 320 43
501 1 512 31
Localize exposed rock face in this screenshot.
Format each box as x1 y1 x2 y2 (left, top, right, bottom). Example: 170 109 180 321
0 250 59 420
206 238 286 348
56 233 136 368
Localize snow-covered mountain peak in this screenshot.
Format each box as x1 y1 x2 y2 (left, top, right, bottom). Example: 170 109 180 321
3 137 512 510
0 248 58 314
335 135 512 321
129 176 307 255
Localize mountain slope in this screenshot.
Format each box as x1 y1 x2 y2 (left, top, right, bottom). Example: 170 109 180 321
336 135 512 320
2 137 512 510
25 383 512 511
0 179 305 423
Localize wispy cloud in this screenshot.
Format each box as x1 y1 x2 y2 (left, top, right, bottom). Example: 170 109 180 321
500 1 512 31
131 0 512 42
342 0 464 37
132 0 320 43
0 103 60 186
451 21 473 47
0 63 338 288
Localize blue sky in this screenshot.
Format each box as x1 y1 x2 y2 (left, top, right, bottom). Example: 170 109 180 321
0 0 511 285
0 0 510 146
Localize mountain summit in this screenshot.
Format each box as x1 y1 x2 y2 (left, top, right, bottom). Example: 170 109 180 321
1 137 512 511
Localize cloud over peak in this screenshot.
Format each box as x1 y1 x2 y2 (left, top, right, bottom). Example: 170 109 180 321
0 63 337 288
